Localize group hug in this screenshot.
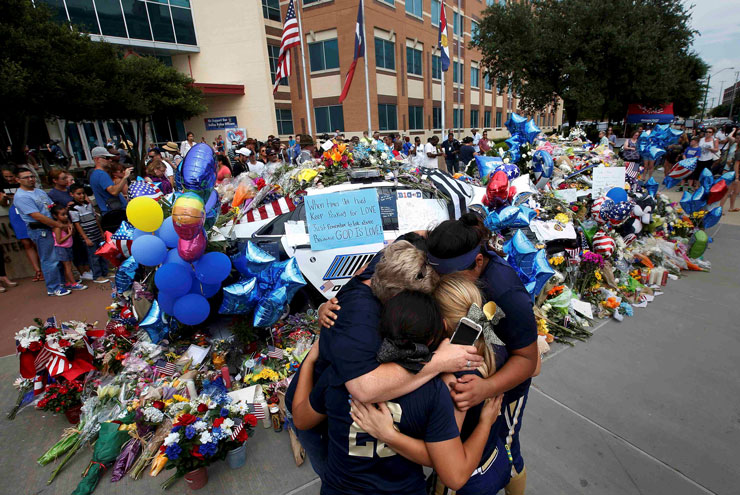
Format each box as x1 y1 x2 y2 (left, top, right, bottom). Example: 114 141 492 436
284 213 543 495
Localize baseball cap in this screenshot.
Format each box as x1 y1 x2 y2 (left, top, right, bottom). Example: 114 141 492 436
236 147 251 156
91 146 116 158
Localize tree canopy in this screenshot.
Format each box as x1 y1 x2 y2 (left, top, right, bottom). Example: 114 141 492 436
471 0 708 127
0 0 205 167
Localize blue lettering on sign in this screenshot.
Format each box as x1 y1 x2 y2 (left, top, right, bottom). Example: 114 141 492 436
204 116 238 131
305 189 384 251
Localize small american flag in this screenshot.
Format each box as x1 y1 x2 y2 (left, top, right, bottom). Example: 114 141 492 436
623 233 637 246
44 316 58 330
230 419 244 441
153 359 177 377
273 0 300 93
625 162 640 184
248 402 266 420
34 373 47 396
129 180 163 201
565 247 581 262
267 346 284 360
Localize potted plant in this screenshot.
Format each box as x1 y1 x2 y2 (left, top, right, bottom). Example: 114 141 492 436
36 380 84 423
219 403 257 469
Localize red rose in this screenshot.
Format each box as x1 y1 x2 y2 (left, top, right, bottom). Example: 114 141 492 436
213 417 224 427
28 341 42 352
191 446 204 460
55 407 60 412
235 428 248 443
197 403 208 413
153 401 165 411
174 413 198 426
58 339 71 347
244 414 258 427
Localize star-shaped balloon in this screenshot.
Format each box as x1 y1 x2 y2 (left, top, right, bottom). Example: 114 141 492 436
703 206 722 229
280 257 307 300
232 241 276 278
115 256 138 294
218 277 259 315
505 113 527 136
504 230 553 299
525 249 555 297
253 285 288 328
532 150 554 181
504 230 538 275
524 119 541 144
644 177 659 197
699 168 713 194
139 300 175 344
679 189 695 214
690 186 707 213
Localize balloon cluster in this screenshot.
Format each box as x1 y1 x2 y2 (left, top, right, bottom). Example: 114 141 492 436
503 230 555 299
592 187 632 227
220 242 307 328
504 113 542 164
637 123 683 161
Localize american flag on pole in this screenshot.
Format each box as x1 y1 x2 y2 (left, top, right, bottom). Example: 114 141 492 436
273 0 301 94
339 0 365 103
239 197 296 223
565 247 581 262
438 1 450 71
267 346 284 360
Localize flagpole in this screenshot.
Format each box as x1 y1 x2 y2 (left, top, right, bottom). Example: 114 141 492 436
441 55 445 142
296 0 313 136
361 0 372 134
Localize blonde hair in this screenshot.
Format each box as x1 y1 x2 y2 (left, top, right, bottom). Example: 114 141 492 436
371 241 439 303
434 273 497 378
146 159 165 176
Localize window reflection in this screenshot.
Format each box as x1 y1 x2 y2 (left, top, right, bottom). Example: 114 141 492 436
147 3 176 43
66 0 100 34
172 6 197 45
120 0 152 40
94 0 127 37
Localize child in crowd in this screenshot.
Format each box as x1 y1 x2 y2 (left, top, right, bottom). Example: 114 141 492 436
51 205 87 291
69 184 109 283
679 137 702 191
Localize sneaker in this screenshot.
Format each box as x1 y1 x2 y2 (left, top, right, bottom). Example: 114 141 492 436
66 283 88 291
48 288 71 297
81 271 93 280
93 277 109 284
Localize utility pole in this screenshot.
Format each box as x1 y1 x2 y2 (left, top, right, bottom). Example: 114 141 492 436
700 75 710 123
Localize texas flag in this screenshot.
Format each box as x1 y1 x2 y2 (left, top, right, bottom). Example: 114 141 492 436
438 1 450 71
339 1 366 103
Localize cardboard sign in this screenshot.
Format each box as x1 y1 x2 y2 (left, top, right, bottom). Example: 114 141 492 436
305 189 384 251
591 166 625 197
554 188 579 204
570 299 593 319
397 197 449 233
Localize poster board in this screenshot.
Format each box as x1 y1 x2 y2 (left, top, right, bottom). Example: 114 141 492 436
304 189 384 251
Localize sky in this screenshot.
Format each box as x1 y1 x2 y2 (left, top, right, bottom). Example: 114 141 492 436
688 0 740 109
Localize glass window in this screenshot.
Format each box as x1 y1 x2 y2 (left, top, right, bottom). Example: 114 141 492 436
499 0 506 5
40 0 69 24
453 108 464 129
405 0 422 18
406 47 422 76
147 2 176 43
379 0 395 5
433 107 441 129
374 38 395 71
487 0 495 6
171 7 196 45
409 106 423 130
470 110 479 128
431 0 441 26
453 61 463 85
484 111 491 128
65 0 100 34
309 39 339 72
496 110 502 127
82 122 101 150
170 0 191 6
92 0 127 37
314 106 344 133
120 0 152 40
66 123 85 163
484 73 492 91
453 12 462 36
262 0 281 21
378 104 397 131
432 55 441 80
276 109 294 135
471 21 479 38
267 44 288 85
471 66 479 88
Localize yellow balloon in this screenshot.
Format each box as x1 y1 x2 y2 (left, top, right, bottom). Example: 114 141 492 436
126 196 164 232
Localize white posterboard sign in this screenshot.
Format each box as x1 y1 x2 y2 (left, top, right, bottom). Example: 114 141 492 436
591 166 625 197
397 197 450 233
570 299 594 319
554 188 579 204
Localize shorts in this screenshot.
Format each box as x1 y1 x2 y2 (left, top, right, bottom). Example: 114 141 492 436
54 246 73 262
9 206 29 240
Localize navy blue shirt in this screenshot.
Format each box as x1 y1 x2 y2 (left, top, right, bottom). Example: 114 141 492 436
454 370 504 470
479 250 537 399
313 370 460 495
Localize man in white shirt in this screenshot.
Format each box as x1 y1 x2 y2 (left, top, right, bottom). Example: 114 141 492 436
472 128 482 153
423 136 443 169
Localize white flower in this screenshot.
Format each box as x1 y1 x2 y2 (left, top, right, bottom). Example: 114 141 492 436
193 420 208 432
222 418 234 429
164 432 180 446
380 152 388 160
199 431 212 444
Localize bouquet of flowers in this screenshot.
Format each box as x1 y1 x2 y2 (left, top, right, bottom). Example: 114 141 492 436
321 142 354 169
37 380 83 414
7 377 33 420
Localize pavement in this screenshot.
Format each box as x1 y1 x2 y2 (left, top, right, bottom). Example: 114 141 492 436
1 228 738 494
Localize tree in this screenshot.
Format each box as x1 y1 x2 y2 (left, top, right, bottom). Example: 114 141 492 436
471 0 707 127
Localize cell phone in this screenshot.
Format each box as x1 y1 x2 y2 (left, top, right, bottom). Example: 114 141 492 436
449 317 483 346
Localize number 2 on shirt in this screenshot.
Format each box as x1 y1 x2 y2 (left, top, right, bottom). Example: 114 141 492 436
348 402 402 458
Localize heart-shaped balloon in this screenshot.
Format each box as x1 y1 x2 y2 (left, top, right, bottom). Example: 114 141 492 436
707 180 728 205
484 170 510 209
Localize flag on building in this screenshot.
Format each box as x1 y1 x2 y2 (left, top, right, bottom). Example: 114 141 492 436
438 1 450 71
339 1 366 103
273 0 301 94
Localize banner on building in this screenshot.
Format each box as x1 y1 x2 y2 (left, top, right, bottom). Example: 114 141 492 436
205 116 238 130
625 104 674 124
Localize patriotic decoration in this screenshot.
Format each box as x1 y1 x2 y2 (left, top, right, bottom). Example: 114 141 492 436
665 157 697 181
112 221 135 257
422 167 474 219
239 197 296 223
591 196 607 223
129 180 163 201
230 420 245 441
592 230 615 257
339 0 366 103
625 162 641 185
273 0 300 94
565 246 581 262
623 233 637 246
153 359 177 377
248 402 266 420
266 346 284 360
438 1 450 71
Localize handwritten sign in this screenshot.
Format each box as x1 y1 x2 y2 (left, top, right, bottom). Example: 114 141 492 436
591 166 625 197
397 196 449 233
305 189 384 251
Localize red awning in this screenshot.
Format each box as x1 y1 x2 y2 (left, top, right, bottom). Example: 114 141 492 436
192 83 245 95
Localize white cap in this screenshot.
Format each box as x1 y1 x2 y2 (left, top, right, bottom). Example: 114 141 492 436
236 147 251 156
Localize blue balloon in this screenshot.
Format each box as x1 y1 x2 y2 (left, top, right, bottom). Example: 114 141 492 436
166 248 191 267
158 292 176 315
280 257 307 301
505 135 523 153
189 272 221 298
132 228 156 240
524 119 541 144
645 177 659 197
173 293 210 326
475 156 503 182
181 143 216 196
194 251 232 284
662 175 680 190
505 113 527 136
690 186 707 213
131 234 167 266
155 262 192 297
115 256 138 294
139 301 172 344
253 285 288 328
532 150 554 180
158 217 180 248
494 162 521 181
219 277 259 315
699 168 713 195
232 242 276 278
679 190 694 214
648 145 665 161
703 206 722 229
717 171 735 187
606 187 628 203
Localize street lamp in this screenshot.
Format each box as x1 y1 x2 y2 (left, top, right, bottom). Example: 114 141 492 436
701 67 734 122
